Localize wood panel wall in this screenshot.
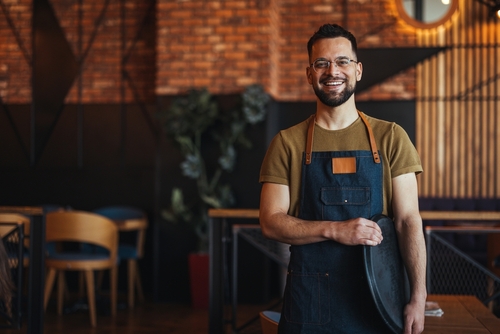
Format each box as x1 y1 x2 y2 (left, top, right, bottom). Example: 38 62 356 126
416 0 500 198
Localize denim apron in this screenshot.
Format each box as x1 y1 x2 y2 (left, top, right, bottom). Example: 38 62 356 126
278 112 390 333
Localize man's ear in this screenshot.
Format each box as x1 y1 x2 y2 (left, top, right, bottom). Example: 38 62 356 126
306 67 313 85
356 62 363 82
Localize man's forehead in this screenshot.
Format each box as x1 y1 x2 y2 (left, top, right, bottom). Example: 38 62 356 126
312 37 352 53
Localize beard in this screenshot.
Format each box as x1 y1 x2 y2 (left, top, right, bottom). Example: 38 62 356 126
313 78 356 107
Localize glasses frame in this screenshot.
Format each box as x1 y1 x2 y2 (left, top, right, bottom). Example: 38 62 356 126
310 57 359 73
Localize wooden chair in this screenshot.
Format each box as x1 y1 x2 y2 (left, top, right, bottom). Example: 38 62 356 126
0 214 28 328
43 211 118 327
0 213 30 253
92 206 148 308
259 310 280 334
0 213 29 270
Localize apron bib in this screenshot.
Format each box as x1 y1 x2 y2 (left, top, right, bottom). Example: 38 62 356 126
279 112 390 334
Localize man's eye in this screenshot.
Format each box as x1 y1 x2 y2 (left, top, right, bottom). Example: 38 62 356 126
337 59 350 66
315 61 329 68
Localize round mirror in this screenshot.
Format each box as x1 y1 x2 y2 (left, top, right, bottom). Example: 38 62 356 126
396 0 458 29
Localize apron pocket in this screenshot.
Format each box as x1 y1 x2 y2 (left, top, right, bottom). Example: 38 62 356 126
284 271 330 325
320 187 371 220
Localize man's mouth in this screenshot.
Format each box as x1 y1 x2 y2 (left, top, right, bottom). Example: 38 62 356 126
322 78 345 87
324 81 343 86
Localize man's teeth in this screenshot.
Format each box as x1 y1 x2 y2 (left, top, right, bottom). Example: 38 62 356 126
324 81 343 86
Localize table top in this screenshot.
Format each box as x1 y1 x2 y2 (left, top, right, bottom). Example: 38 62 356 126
208 208 259 219
0 206 44 215
113 218 148 231
426 225 500 233
420 211 500 221
424 295 500 334
208 208 500 221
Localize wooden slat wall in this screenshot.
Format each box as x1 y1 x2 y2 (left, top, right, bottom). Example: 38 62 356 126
416 0 500 198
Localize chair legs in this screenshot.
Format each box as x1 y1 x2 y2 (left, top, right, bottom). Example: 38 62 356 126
44 269 57 310
128 260 135 308
84 270 97 327
44 267 117 327
57 271 65 315
127 259 145 309
110 265 117 316
135 263 144 303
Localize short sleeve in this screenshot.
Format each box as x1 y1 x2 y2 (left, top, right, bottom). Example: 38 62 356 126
388 124 423 178
259 132 290 185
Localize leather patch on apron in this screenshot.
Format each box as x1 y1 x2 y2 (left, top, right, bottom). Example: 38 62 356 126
332 157 356 174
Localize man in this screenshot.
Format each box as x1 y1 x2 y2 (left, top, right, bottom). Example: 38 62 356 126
259 23 426 333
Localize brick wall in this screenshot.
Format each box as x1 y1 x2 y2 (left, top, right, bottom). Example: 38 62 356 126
0 0 32 103
0 0 417 104
156 0 418 101
0 0 155 104
156 0 274 96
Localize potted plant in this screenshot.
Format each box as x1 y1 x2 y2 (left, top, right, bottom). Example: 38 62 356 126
156 84 270 308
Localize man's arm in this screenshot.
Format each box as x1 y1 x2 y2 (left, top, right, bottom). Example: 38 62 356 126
392 173 427 334
259 182 383 246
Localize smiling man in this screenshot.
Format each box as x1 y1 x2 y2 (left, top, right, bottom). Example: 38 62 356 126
259 23 427 334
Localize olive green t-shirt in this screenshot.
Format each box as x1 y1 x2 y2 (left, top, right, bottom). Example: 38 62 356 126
259 112 423 218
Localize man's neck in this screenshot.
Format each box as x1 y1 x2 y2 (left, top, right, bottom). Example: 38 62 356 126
315 100 359 131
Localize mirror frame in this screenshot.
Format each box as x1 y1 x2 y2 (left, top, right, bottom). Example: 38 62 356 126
395 0 458 29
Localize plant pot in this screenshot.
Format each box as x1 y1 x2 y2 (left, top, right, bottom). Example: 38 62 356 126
188 252 209 309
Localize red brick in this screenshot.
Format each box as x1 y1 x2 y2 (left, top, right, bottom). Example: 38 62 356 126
1 0 420 103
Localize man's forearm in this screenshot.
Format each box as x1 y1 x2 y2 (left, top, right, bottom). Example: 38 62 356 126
260 211 332 245
397 216 427 301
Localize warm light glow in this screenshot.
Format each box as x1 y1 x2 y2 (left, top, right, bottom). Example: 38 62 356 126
441 0 450 5
497 8 500 19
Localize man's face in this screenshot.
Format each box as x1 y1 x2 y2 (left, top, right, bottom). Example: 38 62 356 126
306 37 362 108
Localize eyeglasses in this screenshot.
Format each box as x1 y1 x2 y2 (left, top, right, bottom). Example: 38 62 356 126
310 57 359 73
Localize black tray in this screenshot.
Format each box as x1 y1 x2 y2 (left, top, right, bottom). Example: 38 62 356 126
363 214 409 334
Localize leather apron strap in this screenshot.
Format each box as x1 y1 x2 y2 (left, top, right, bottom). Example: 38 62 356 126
305 111 381 165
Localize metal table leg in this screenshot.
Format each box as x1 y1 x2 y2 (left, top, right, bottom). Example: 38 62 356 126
28 214 45 334
209 216 224 334
426 229 432 294
232 226 239 331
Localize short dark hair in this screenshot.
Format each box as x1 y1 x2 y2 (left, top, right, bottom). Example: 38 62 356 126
307 24 358 59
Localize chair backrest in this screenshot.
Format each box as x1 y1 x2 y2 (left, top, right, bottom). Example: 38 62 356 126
259 311 280 334
0 214 30 247
93 206 145 220
0 224 15 238
92 206 148 257
45 211 118 262
41 205 67 213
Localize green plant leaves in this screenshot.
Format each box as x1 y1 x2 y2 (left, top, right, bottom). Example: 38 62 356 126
157 84 270 252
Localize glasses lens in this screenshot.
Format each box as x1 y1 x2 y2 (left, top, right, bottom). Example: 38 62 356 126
335 58 351 67
313 60 330 73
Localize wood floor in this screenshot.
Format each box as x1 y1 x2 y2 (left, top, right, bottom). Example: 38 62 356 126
1 295 278 334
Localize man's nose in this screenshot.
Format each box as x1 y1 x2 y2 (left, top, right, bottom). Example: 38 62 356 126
326 61 340 74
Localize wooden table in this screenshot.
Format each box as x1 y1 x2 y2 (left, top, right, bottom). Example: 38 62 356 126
421 211 500 221
425 295 500 333
0 206 45 334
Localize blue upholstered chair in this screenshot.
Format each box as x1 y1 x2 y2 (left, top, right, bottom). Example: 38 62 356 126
43 211 118 327
92 206 148 308
259 310 280 334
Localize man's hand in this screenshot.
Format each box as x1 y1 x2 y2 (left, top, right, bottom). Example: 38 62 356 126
403 299 426 334
329 218 383 246
260 183 383 246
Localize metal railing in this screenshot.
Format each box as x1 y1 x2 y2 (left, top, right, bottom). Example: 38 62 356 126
0 223 24 329
426 226 500 305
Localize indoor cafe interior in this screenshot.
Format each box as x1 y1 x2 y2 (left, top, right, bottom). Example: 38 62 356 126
1 0 500 333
